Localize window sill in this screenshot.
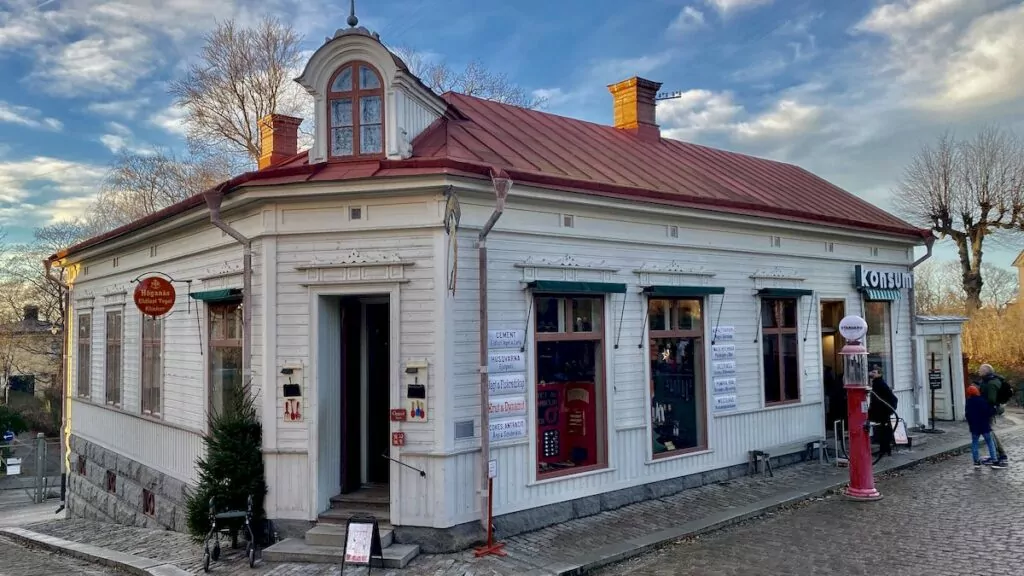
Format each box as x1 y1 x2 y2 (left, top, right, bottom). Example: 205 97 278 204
528 464 614 487
646 448 712 465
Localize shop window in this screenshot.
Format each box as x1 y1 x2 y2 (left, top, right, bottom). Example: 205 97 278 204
761 298 800 404
327 61 384 158
648 299 707 457
209 302 243 417
534 295 607 479
105 310 122 407
77 313 91 398
864 301 893 385
141 316 163 417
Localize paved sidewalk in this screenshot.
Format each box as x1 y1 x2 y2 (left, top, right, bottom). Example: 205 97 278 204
5 415 1020 576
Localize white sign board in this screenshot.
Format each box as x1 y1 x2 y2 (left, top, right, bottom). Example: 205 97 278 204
712 325 735 341
713 377 737 394
713 394 737 412
711 344 735 361
344 522 374 563
713 360 736 376
839 315 868 342
488 459 498 479
488 373 527 395
488 329 525 350
4 457 21 476
488 418 527 442
487 351 526 374
488 395 527 417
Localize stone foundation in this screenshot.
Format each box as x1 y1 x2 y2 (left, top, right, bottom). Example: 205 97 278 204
68 435 188 532
396 449 807 553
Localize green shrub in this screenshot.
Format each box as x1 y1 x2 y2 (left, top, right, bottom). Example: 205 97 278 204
184 381 266 543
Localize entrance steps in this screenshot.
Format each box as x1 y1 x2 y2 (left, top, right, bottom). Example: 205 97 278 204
263 488 420 568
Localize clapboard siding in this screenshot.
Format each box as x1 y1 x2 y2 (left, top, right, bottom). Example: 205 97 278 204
441 193 917 526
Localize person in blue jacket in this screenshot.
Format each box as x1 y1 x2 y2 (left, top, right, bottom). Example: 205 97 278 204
966 385 1004 468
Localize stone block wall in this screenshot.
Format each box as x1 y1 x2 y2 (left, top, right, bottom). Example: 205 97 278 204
68 434 189 532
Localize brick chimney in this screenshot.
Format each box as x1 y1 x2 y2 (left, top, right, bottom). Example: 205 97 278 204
23 305 38 322
258 114 303 170
608 77 663 141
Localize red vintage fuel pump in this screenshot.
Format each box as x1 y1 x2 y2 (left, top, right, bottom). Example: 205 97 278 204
838 314 882 501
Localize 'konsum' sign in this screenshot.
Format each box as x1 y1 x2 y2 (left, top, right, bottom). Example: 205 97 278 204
854 265 913 290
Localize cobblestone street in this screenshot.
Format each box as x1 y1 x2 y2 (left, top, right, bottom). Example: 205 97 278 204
596 433 1024 576
0 535 117 576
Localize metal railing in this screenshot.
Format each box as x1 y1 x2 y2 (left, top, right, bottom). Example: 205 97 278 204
0 433 62 507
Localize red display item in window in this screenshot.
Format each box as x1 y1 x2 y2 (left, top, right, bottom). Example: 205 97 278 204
564 381 597 467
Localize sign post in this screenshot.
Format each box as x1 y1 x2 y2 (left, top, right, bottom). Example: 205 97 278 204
928 367 943 430
474 459 506 558
838 315 882 502
341 515 384 573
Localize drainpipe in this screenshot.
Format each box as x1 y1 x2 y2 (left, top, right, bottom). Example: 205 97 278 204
203 187 252 388
908 234 935 428
42 258 70 513
478 170 512 531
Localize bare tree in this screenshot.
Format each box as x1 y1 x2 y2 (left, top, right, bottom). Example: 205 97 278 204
170 17 310 167
90 151 230 232
392 46 545 109
914 259 1019 314
895 127 1024 313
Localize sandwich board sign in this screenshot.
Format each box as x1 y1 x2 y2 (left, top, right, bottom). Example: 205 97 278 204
341 515 384 572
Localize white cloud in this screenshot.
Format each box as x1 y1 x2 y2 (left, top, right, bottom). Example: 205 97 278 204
854 0 992 36
149 105 189 136
0 101 63 131
0 156 106 217
590 52 675 83
86 98 150 119
704 0 773 15
668 7 707 35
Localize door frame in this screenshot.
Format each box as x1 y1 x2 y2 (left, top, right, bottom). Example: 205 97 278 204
308 283 402 525
817 296 848 436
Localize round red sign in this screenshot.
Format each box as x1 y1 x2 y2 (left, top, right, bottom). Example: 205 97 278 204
133 276 176 317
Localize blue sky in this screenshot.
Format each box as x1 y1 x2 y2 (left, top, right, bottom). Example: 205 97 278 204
0 0 1023 270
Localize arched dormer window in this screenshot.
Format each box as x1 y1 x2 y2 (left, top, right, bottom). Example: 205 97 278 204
328 61 384 158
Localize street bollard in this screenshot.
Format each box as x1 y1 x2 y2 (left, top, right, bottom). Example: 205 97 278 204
838 315 882 501
35 433 45 504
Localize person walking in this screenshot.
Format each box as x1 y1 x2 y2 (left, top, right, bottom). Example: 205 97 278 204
868 366 897 459
965 385 1002 468
978 364 1010 465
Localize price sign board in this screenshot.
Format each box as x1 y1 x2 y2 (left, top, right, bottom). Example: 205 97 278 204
342 517 384 571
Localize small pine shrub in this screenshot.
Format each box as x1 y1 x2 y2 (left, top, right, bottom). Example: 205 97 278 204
185 381 267 543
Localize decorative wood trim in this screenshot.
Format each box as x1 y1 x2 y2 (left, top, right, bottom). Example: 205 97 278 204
634 261 716 286
514 254 618 272
750 267 805 281
199 263 244 282
295 249 413 284
300 279 411 287
750 267 805 290
515 254 619 282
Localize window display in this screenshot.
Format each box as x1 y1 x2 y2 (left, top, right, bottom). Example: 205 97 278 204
762 298 800 404
535 295 607 479
864 301 893 385
649 299 706 457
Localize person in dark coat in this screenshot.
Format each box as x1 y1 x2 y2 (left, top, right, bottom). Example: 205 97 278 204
965 384 1002 468
868 366 897 457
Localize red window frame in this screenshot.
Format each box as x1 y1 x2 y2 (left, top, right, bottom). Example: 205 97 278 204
327 60 385 159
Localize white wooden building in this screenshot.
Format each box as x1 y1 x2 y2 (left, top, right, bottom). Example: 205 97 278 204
48 16 932 563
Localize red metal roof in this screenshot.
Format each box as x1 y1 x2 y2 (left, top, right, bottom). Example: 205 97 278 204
52 92 926 261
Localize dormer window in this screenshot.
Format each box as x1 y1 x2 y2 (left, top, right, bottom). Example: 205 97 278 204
328 61 384 158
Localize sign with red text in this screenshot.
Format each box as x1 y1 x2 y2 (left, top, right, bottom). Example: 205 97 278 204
133 277 175 317
488 396 527 417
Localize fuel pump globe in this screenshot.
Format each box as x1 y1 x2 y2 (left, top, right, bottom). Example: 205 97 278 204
838 314 882 501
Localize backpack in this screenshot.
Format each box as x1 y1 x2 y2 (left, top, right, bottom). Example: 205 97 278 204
995 377 1015 405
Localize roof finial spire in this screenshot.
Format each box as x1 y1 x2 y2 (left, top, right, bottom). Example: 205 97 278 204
347 0 359 27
